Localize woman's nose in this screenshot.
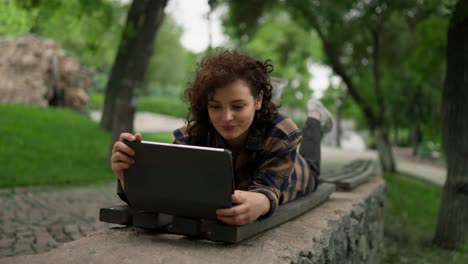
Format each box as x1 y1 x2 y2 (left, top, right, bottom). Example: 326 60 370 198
222 109 234 121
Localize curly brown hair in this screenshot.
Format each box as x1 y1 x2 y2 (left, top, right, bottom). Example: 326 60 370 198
184 50 278 140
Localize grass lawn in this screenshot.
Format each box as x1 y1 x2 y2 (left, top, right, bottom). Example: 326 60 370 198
0 104 173 188
141 131 173 143
0 104 113 187
383 172 468 263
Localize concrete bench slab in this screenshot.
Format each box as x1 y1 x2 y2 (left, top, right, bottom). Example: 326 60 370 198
1 174 385 264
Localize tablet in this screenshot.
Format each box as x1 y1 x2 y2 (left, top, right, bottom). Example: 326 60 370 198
124 140 234 220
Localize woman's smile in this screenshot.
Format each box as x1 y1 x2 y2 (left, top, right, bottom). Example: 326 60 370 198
221 124 237 131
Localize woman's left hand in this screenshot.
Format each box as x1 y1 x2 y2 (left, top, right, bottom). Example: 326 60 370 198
216 190 270 225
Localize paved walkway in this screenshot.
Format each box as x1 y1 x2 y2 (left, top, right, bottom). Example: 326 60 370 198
0 184 119 258
0 112 446 259
89 111 185 133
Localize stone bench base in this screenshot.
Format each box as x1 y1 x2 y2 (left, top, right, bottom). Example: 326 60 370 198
2 175 385 264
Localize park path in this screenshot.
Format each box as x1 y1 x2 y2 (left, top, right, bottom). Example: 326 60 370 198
0 112 447 259
322 146 446 187
0 183 119 258
89 110 185 133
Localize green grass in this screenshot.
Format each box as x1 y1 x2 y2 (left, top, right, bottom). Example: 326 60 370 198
383 172 468 263
0 104 114 187
141 132 173 143
138 96 188 119
89 93 188 119
88 93 104 110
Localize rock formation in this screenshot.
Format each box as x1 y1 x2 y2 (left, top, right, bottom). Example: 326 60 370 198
0 35 91 113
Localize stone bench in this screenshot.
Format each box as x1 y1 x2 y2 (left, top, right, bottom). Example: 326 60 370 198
99 183 336 243
2 159 385 264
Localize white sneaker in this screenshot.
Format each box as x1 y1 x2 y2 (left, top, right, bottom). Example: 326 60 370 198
307 99 333 133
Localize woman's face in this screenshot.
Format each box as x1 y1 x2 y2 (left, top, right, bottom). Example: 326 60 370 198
208 79 262 149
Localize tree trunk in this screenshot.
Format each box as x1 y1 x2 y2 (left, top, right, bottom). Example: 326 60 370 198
411 122 421 156
335 89 347 147
394 128 399 146
308 11 397 172
100 0 168 135
433 1 468 250
373 126 396 173
335 108 342 147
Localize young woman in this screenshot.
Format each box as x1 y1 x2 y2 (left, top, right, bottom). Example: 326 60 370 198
111 51 332 226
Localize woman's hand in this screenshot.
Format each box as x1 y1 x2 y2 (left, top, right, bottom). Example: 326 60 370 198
216 190 271 225
111 132 142 190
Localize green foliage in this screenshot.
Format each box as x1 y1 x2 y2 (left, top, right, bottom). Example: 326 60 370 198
6 1 196 97
219 2 324 109
384 172 468 263
90 71 110 94
383 14 447 147
88 93 104 110
0 0 37 35
245 10 324 108
220 0 278 41
321 85 367 130
286 0 447 150
143 16 195 97
219 0 449 131
0 104 114 187
10 0 126 70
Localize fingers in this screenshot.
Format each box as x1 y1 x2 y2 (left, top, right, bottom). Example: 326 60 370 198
231 190 246 204
119 132 137 142
135 133 142 141
216 191 271 225
111 162 129 179
111 151 135 165
216 191 248 217
217 214 251 226
114 132 142 156
112 140 135 157
216 204 248 217
216 203 252 225
111 132 141 180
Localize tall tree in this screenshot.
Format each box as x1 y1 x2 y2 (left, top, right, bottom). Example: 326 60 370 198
287 0 444 172
433 0 468 250
100 0 168 145
219 0 444 172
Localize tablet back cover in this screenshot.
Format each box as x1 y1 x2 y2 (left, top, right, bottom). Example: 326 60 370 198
124 141 233 220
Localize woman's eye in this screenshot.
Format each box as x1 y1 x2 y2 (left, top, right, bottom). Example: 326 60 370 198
208 105 221 109
232 105 245 110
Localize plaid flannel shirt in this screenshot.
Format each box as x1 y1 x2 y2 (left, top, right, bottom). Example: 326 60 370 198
172 113 315 217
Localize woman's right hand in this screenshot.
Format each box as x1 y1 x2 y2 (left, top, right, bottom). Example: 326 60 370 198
111 132 142 189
